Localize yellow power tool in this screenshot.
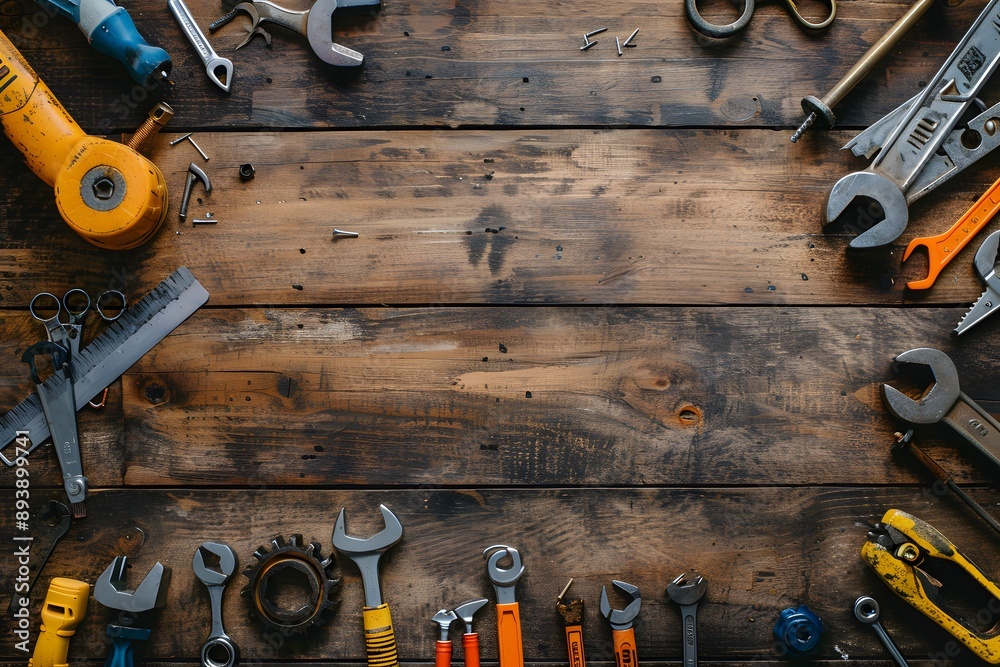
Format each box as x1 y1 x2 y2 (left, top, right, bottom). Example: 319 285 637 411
28 577 90 667
861 508 1000 663
0 30 168 250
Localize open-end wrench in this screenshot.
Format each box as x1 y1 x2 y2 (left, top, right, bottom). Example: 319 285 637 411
854 596 910 667
332 504 404 667
903 176 1000 290
599 580 640 667
194 542 239 667
666 574 707 667
168 0 233 92
432 609 457 667
454 598 489 667
826 0 1000 248
882 347 1000 470
484 545 525 667
956 230 1000 334
215 0 380 66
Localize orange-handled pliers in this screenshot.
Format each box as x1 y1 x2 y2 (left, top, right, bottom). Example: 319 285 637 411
454 598 489 667
432 609 457 667
902 174 1000 290
600 580 641 667
484 545 525 667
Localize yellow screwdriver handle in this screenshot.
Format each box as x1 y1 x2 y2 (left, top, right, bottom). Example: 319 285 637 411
363 603 400 667
28 578 90 667
0 29 168 249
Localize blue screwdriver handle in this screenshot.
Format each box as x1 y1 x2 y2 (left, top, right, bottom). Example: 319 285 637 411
34 0 171 85
103 625 151 667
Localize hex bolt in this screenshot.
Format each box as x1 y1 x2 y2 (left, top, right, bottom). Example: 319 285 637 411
240 163 256 181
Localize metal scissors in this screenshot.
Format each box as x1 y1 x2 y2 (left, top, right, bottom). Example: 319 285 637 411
685 0 836 38
30 289 126 359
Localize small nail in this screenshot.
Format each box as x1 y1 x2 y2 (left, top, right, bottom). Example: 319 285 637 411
622 28 639 46
616 36 622 56
584 27 608 38
192 219 218 225
169 132 193 146
580 38 597 50
187 136 210 161
332 229 359 238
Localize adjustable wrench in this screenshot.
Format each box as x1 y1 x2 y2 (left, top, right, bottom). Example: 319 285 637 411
332 504 404 667
956 230 1000 334
882 347 1000 469
600 580 640 667
453 598 488 667
194 542 239 667
826 0 1000 248
94 557 171 667
484 545 525 667
666 575 707 667
168 0 233 92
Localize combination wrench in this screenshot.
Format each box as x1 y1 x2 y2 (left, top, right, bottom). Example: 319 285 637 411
193 542 239 667
854 596 910 667
667 574 707 667
168 0 234 92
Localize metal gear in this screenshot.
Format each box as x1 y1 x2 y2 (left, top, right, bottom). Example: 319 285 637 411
241 534 339 636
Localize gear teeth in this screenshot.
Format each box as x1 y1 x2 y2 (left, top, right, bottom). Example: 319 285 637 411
241 534 339 637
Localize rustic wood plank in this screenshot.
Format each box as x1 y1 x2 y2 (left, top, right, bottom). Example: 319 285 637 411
2 488 999 664
3 129 1000 307
0 0 989 131
0 306 990 489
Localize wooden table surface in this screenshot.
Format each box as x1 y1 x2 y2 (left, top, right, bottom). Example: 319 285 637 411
3 0 1000 664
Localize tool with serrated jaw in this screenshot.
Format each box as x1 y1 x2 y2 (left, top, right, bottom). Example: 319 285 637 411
0 267 209 466
957 230 1000 334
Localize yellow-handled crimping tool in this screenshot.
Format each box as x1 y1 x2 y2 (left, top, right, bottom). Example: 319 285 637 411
861 508 1000 663
0 30 168 250
28 577 90 667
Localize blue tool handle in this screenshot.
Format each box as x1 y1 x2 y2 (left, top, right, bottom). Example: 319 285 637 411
104 625 151 667
34 0 171 85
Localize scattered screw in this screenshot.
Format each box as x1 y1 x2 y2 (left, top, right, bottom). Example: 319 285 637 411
169 132 192 146
332 229 359 239
580 27 607 50
622 28 639 47
170 132 210 161
192 219 218 225
615 36 622 56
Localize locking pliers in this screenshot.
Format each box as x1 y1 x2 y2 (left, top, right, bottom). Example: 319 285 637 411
861 508 1000 663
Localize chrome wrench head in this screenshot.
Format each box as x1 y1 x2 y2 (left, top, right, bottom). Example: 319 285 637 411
193 542 237 586
306 0 365 66
432 609 458 641
483 545 524 604
94 556 171 613
853 595 881 624
974 229 1000 286
826 171 909 248
332 504 403 608
881 347 960 424
453 597 489 633
599 580 641 630
666 573 707 605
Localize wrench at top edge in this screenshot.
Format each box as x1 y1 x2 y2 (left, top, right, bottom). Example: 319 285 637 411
882 347 1000 469
827 0 1000 248
903 174 1000 290
667 574 707 667
168 0 233 92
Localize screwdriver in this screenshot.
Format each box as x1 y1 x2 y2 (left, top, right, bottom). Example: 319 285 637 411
893 430 1000 536
790 0 937 142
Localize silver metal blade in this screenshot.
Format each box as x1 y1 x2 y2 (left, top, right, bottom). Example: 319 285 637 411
956 286 1000 335
0 267 209 465
35 367 86 507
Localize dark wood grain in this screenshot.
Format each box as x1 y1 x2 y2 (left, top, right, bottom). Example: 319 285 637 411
3 488 1000 664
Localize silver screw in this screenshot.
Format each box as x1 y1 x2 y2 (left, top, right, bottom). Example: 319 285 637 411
170 132 210 161
622 28 639 47
615 36 622 56
169 132 193 146
332 228 359 238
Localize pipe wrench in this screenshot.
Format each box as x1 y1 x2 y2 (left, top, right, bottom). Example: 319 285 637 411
861 509 1000 663
484 545 525 667
0 31 168 249
826 0 1000 248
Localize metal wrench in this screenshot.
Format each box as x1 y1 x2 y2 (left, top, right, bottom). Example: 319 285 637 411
826 0 1000 248
194 542 239 667
666 574 707 667
484 545 525 667
168 0 233 92
332 504 404 667
599 580 640 667
453 598 489 667
956 230 1000 334
882 347 1000 470
853 596 910 667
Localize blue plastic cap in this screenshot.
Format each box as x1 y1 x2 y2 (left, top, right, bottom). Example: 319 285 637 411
773 605 824 657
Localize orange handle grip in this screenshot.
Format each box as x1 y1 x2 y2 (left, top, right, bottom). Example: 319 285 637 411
611 627 638 667
496 601 523 667
462 632 480 667
564 624 586 667
363 603 399 667
436 640 452 667
904 174 1000 290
